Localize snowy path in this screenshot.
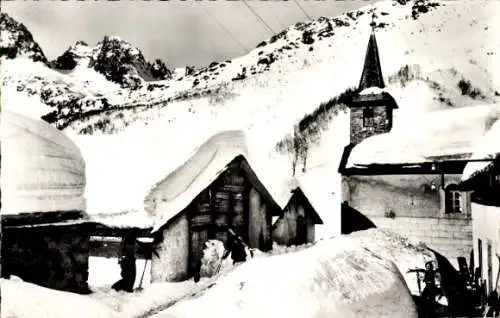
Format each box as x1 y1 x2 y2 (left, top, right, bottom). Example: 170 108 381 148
134 277 225 318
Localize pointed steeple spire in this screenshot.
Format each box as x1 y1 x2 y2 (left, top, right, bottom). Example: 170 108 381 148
358 27 385 91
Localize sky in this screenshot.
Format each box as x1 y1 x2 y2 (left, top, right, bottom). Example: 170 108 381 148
3 0 376 68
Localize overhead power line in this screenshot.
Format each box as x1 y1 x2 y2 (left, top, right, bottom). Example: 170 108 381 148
293 0 312 21
197 2 248 54
241 0 275 35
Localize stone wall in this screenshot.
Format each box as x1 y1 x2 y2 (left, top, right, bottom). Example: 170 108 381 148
1 224 90 294
151 213 189 283
342 174 473 264
350 106 391 145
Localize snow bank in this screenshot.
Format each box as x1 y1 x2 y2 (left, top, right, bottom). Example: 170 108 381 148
153 229 422 318
347 104 500 167
462 118 500 181
1 278 119 318
0 110 86 215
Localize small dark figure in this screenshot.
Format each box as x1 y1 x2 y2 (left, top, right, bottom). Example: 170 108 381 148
112 234 137 293
408 261 443 317
222 232 247 265
193 258 202 283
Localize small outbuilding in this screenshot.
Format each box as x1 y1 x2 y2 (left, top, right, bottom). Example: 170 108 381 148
1 111 91 294
272 186 323 246
145 131 282 282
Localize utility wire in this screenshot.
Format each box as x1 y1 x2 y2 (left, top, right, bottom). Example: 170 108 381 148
241 0 275 35
197 2 248 54
293 0 312 21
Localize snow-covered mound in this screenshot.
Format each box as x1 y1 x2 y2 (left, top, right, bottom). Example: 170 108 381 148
152 229 421 318
0 12 48 64
462 118 500 181
1 278 119 318
0 111 86 215
347 103 500 167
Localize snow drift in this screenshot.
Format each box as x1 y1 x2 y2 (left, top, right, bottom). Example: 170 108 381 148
0 110 86 215
1 278 118 318
152 229 424 318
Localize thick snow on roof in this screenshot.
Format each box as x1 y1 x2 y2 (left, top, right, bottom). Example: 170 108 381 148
347 103 500 167
0 111 86 216
69 129 278 230
359 86 387 95
462 118 500 181
153 229 423 318
146 130 280 232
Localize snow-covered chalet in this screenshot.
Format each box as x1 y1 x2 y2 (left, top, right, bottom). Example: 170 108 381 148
338 29 500 264
459 119 500 297
1 111 91 294
145 131 282 282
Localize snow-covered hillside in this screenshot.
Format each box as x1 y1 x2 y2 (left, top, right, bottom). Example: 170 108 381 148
2 0 500 231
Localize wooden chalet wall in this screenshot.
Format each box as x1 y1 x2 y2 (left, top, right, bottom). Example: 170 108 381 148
151 159 275 282
342 173 473 263
273 195 315 246
1 223 91 294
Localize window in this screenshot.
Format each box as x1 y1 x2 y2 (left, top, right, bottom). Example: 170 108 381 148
362 108 374 127
445 184 463 214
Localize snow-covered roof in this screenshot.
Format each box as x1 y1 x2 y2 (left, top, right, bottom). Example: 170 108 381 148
0 111 87 216
146 130 281 232
288 172 339 226
359 86 387 95
462 118 500 181
347 104 500 168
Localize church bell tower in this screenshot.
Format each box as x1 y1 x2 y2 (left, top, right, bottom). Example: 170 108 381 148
347 25 398 145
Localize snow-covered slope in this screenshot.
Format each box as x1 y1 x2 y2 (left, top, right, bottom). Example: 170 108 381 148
2 0 500 229
54 36 172 88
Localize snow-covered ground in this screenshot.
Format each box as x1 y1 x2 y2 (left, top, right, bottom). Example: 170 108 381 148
152 229 426 318
3 229 434 318
88 257 152 290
